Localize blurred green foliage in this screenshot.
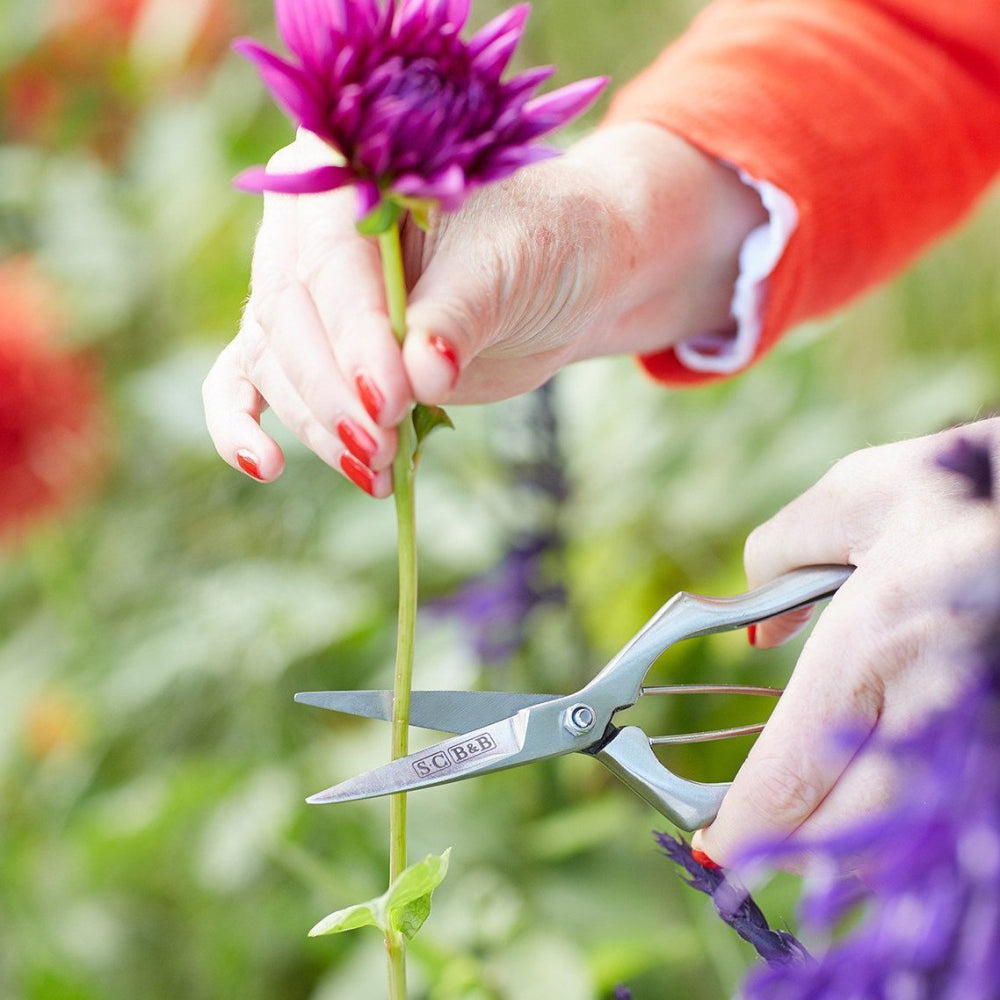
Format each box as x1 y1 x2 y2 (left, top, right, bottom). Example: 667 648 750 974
2 0 999 998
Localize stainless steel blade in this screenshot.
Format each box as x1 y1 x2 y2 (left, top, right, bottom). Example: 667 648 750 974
294 689 557 733
306 712 530 803
305 693 590 804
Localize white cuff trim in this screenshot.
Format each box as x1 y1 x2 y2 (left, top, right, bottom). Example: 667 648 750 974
674 169 798 375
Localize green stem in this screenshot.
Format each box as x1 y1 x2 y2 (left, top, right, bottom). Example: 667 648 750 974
380 220 416 1000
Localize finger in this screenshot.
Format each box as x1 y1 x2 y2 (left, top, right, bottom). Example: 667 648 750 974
248 143 402 454
295 186 415 428
696 575 884 867
780 739 898 874
751 605 816 649
405 336 572 405
202 340 285 483
401 196 511 405
750 620 961 875
743 452 884 646
248 145 305 324
259 278 398 473
241 314 392 499
694 749 898 876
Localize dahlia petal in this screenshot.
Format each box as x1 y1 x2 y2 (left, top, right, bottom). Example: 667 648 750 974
471 27 525 79
476 144 559 183
333 44 359 82
501 65 557 104
358 129 395 178
353 0 380 32
275 0 334 70
468 4 530 59
366 56 405 94
233 164 353 195
449 131 497 166
394 0 430 38
233 39 328 134
443 0 471 32
393 163 467 211
332 84 364 136
237 0 604 220
377 0 397 33
354 180 382 219
419 0 447 27
520 76 608 135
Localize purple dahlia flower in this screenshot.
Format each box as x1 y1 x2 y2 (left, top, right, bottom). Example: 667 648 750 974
234 0 607 214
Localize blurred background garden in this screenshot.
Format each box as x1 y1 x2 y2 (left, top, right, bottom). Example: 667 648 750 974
2 1 1000 998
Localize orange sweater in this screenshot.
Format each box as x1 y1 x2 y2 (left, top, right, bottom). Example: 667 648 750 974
605 0 1000 385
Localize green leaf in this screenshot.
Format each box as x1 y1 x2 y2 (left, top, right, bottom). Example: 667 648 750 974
412 403 454 451
385 849 451 940
308 899 383 938
308 849 451 941
356 197 401 236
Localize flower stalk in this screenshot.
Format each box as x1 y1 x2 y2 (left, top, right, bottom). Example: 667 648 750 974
235 5 607 996
379 219 417 1000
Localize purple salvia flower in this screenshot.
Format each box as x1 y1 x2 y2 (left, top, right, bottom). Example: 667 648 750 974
234 0 607 214
429 383 569 665
735 449 1000 999
936 435 994 500
613 987 633 1000
427 537 564 664
655 832 810 968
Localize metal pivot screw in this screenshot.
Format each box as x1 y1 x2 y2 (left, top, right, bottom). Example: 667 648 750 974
564 703 596 736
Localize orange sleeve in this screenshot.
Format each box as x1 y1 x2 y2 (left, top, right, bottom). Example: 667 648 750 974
603 0 1000 385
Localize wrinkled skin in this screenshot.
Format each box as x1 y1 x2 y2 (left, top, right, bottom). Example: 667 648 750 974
203 122 764 495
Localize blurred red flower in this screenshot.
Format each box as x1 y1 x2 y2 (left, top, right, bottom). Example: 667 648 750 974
0 257 107 544
2 0 238 157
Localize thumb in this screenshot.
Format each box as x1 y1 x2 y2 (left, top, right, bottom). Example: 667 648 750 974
402 314 571 406
401 197 577 405
400 209 506 405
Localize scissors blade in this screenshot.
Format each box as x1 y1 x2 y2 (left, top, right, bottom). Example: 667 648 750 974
295 689 557 733
305 696 579 804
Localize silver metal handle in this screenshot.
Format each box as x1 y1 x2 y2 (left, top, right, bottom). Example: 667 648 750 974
593 726 730 830
585 564 854 707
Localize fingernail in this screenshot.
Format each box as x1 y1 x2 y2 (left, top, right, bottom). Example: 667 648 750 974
747 624 757 647
691 847 722 870
355 373 384 422
428 334 460 386
340 452 377 496
336 419 377 465
236 449 265 481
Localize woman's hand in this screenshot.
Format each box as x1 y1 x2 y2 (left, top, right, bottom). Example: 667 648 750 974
694 423 1000 870
203 121 766 494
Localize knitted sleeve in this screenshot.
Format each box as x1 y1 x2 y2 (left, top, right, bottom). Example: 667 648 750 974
604 0 1000 385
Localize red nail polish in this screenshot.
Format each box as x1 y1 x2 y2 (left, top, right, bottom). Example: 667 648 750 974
355 374 384 422
692 848 722 870
340 452 377 496
747 624 757 647
236 450 265 481
337 419 377 465
428 334 460 385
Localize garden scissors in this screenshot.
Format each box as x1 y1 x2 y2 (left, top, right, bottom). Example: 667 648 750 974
296 564 853 830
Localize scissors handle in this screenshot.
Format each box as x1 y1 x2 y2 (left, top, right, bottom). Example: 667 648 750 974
593 726 730 830
585 564 854 709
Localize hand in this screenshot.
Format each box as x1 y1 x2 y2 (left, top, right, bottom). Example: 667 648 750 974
203 121 766 494
694 423 1000 870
